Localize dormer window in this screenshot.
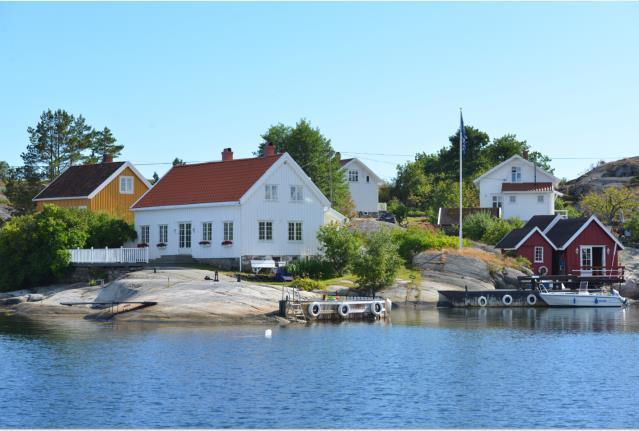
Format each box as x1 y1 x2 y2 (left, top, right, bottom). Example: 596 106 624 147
511 166 522 183
348 170 359 182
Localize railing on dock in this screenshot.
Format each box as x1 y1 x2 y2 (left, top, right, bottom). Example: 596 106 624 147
570 266 625 278
68 247 149 264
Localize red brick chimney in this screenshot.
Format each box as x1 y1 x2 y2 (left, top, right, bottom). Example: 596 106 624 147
264 142 276 157
222 148 233 162
522 150 529 160
102 154 114 163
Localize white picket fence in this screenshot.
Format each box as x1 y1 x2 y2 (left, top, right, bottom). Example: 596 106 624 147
68 247 149 264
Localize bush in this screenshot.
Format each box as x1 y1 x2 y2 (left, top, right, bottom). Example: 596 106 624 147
388 198 408 225
287 257 336 280
294 277 322 292
393 227 461 263
625 214 639 242
352 229 403 293
317 223 361 276
462 212 494 241
481 218 513 246
84 212 137 248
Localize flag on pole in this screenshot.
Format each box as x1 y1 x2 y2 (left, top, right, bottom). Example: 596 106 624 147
460 111 467 155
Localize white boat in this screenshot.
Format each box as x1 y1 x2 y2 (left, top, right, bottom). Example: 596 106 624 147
538 282 628 308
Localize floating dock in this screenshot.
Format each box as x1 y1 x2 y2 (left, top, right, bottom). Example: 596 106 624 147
437 290 544 308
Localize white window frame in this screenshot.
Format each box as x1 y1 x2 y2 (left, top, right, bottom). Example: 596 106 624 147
348 170 359 182
178 222 192 249
288 221 303 242
119 176 134 194
509 195 517 203
511 166 522 183
265 184 278 201
223 221 234 241
202 222 212 241
159 224 168 244
581 246 593 268
534 246 544 263
140 225 150 244
492 195 503 208
537 195 544 203
290 185 303 202
259 221 273 241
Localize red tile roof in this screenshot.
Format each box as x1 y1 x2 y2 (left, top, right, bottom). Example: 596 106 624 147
501 182 553 192
132 154 282 209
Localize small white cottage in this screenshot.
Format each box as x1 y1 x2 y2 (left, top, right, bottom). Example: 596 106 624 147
131 144 340 270
340 157 383 215
473 153 561 221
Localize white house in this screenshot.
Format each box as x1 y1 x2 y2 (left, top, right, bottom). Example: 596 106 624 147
340 158 384 215
131 144 340 270
473 153 561 221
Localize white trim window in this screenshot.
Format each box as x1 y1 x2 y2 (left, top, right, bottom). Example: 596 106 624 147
202 222 212 241
348 170 359 182
509 195 517 203
492 195 503 208
159 225 168 243
534 246 544 263
511 166 522 183
581 246 592 267
265 184 278 201
288 222 302 241
119 176 134 194
259 221 273 241
537 195 544 203
223 221 234 241
290 185 303 202
140 225 150 244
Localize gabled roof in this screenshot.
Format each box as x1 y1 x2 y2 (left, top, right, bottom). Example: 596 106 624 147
523 215 560 232
33 161 150 201
339 157 382 184
495 226 556 251
339 158 354 167
473 155 560 186
546 215 624 250
501 182 553 192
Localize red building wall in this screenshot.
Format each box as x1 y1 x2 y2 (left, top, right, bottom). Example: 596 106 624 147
562 222 620 274
517 231 554 274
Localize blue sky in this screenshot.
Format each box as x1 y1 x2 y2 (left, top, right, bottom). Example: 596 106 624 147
1 2 637 181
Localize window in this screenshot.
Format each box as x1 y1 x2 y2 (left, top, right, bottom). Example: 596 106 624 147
290 185 303 202
119 176 134 194
537 195 544 203
288 222 302 241
259 221 273 241
534 246 544 263
179 223 192 248
492 195 503 208
265 184 278 201
511 167 522 183
223 221 234 241
366 175 370 183
140 225 150 244
581 247 592 267
202 222 212 241
509 195 517 203
348 170 359 182
159 225 168 243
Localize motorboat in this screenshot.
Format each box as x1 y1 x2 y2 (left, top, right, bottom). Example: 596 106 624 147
538 282 628 308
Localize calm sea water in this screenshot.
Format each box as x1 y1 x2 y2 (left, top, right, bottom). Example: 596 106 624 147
2 307 639 428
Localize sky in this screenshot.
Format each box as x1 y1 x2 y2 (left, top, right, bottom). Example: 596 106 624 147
1 1 638 182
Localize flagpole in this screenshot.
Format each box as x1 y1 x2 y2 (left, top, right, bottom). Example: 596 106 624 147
459 108 463 249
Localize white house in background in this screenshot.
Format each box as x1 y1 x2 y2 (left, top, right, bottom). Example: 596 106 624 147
340 157 384 215
473 153 561 221
131 144 341 270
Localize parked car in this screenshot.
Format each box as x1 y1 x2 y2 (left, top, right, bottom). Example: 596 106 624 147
377 212 396 224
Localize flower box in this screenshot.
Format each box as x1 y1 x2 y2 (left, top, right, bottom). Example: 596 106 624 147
199 240 211 247
137 243 149 248
221 240 233 247
156 243 167 248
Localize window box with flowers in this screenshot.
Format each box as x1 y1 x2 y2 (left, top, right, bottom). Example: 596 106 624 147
137 243 149 248
199 240 211 247
221 240 233 247
156 242 167 249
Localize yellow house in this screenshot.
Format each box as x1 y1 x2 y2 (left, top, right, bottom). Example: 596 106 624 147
33 156 151 223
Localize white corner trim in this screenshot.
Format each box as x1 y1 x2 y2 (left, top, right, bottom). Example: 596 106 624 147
542 214 563 234
473 155 560 186
33 195 90 202
512 226 557 251
558 215 624 251
87 161 152 199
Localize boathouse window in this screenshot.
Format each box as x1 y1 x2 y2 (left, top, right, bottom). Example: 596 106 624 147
140 225 150 244
259 221 273 241
492 195 503 208
534 246 544 263
290 185 303 202
581 247 592 267
348 170 359 182
537 195 544 203
202 222 212 241
159 225 168 243
223 221 234 241
509 195 517 203
119 176 134 194
265 184 278 201
288 222 302 241
511 167 522 183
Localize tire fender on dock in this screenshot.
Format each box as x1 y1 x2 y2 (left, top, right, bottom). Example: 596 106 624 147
337 303 350 318
526 294 538 306
502 294 513 306
477 296 488 307
308 302 321 318
370 301 383 316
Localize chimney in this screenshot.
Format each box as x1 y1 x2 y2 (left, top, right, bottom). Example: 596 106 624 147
264 142 276 157
522 150 529 160
222 148 233 162
102 154 113 163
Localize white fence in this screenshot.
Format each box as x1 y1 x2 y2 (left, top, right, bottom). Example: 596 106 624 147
68 247 149 264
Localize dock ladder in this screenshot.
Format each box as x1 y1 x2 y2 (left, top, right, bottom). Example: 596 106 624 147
282 286 307 322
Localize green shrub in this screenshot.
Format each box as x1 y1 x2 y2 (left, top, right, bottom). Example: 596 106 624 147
352 229 403 293
393 227 461 263
294 277 322 292
388 198 408 225
84 212 137 248
462 212 494 241
481 218 513 246
317 223 361 275
287 257 336 280
625 214 639 242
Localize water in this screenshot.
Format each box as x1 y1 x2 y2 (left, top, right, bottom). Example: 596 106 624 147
2 307 639 428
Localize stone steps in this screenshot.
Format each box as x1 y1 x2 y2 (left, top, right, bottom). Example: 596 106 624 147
149 255 199 266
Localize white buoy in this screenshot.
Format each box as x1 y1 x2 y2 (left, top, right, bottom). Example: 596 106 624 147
265 329 272 338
